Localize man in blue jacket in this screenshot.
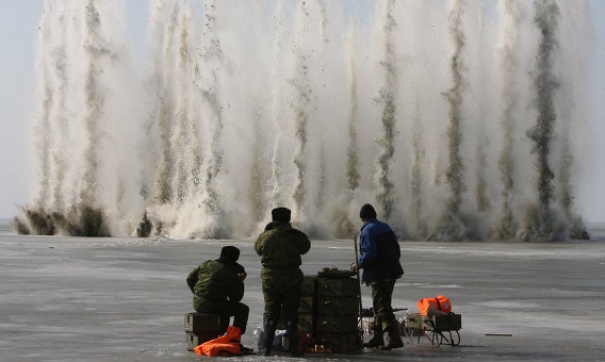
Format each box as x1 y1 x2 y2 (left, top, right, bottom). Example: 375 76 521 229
352 203 404 350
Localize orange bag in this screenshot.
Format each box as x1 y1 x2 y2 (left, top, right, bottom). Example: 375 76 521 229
417 295 452 316
194 326 242 357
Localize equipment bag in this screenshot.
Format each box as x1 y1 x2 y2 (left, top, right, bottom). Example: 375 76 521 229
194 326 242 356
417 295 452 316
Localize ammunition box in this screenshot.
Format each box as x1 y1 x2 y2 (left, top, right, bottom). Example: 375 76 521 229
425 313 462 331
316 278 359 297
314 332 362 352
301 276 317 296
298 296 314 314
315 315 359 333
298 313 313 333
316 296 358 315
277 313 314 331
405 312 462 331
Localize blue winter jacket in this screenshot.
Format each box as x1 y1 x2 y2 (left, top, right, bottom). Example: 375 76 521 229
358 218 404 284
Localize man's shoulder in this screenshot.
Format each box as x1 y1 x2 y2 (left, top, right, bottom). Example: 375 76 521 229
198 259 215 266
289 227 309 237
224 261 245 274
199 259 225 271
266 224 306 236
363 219 393 233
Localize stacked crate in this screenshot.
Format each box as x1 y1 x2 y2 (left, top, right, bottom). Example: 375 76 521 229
274 275 362 353
277 276 316 332
313 277 362 352
184 313 223 351
298 276 316 334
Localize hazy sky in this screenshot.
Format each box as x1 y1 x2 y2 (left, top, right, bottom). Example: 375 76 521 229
1 0 603 223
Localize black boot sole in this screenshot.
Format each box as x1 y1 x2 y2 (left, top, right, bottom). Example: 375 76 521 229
379 343 403 350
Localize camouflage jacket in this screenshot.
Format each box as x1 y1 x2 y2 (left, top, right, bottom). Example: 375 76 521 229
254 221 311 284
186 259 244 312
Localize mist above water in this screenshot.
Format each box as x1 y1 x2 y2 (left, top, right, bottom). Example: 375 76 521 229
16 0 592 241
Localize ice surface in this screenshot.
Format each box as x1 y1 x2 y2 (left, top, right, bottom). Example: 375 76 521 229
0 224 604 361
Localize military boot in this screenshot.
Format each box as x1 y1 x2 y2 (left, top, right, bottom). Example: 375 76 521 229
262 319 277 356
287 320 303 357
379 323 404 350
363 326 384 348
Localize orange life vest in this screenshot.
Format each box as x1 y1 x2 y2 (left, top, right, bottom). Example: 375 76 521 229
194 326 242 357
417 295 452 316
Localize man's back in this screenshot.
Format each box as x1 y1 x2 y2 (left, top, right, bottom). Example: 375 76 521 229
256 207 310 357
187 260 244 310
186 246 250 339
255 222 310 271
359 218 403 284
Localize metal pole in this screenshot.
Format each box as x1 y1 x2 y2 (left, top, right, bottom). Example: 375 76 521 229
354 233 364 347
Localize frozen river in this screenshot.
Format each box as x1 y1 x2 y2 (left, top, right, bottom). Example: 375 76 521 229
1 222 604 361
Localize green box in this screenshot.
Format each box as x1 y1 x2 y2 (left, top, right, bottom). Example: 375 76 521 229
298 313 314 333
405 313 462 331
301 276 317 296
298 296 314 314
278 313 313 331
425 313 462 331
316 296 358 315
316 278 360 297
316 314 359 333
314 332 362 352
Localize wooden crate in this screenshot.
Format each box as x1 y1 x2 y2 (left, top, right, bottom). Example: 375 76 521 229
406 313 461 331
406 313 423 329
185 331 222 351
184 313 222 333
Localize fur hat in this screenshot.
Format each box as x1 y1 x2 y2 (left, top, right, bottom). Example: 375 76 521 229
271 207 291 222
220 246 240 262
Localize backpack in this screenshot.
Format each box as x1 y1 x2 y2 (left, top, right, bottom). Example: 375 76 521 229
417 295 452 316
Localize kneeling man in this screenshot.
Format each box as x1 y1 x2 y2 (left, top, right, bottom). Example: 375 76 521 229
187 246 250 350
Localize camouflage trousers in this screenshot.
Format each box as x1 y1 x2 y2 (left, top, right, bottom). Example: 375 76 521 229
370 279 398 332
261 280 302 323
193 298 249 334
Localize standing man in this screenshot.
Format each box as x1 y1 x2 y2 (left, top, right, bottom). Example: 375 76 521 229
186 246 251 351
254 207 311 357
351 203 404 350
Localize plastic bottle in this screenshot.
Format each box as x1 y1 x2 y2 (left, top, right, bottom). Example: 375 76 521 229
254 327 264 352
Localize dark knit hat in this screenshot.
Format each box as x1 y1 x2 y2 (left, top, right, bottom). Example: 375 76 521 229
359 203 377 219
271 207 291 222
220 246 240 262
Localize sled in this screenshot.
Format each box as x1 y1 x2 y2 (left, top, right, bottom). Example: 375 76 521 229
403 312 461 346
